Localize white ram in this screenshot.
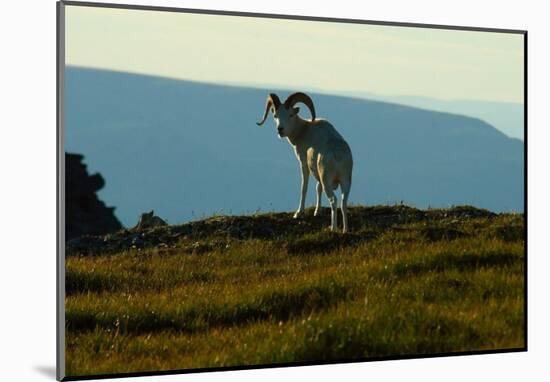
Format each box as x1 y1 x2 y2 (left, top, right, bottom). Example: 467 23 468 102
257 92 353 233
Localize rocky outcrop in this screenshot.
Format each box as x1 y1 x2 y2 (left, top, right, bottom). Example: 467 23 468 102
65 153 122 240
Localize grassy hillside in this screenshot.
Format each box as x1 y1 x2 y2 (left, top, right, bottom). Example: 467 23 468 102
65 205 525 377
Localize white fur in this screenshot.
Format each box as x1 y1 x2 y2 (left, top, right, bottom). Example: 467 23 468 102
264 94 353 233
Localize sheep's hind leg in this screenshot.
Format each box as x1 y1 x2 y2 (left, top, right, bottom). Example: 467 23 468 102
340 179 351 233
321 179 337 231
314 181 322 216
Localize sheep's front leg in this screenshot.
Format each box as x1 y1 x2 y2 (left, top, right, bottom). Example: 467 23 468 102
294 161 309 218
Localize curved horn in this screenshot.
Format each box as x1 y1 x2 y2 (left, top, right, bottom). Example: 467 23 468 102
284 92 316 121
256 93 282 126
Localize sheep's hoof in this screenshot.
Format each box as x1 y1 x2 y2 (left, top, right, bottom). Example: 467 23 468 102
313 209 320 216
293 211 304 219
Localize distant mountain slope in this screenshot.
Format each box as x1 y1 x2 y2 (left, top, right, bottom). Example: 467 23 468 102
346 92 524 140
64 67 524 227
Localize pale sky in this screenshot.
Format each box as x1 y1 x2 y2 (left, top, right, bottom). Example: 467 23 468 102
65 5 524 103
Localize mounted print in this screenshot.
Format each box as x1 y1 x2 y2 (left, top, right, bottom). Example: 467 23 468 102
57 1 527 380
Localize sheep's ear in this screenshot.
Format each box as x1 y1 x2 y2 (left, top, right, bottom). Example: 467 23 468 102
293 107 300 115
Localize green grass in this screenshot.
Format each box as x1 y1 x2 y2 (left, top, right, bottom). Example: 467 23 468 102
65 206 525 377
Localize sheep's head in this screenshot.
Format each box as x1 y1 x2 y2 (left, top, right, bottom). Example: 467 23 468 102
257 92 316 138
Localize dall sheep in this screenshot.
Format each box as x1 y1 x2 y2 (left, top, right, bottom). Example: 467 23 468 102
257 92 353 233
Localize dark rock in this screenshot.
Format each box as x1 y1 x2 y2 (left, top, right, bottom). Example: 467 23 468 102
132 210 168 230
65 153 122 240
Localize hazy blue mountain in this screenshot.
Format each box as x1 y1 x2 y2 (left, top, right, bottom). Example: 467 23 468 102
341 92 524 140
65 67 524 227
